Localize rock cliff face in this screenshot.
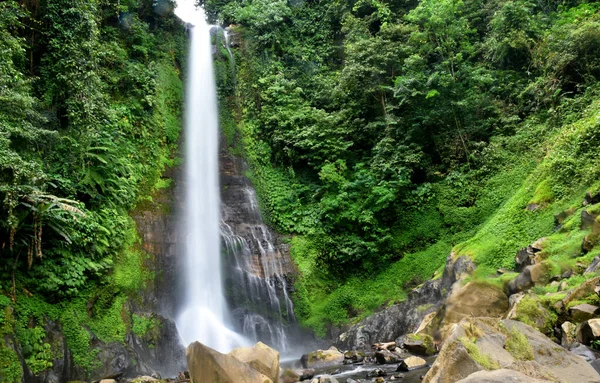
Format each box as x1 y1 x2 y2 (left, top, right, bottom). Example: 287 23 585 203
336 255 474 350
219 147 299 353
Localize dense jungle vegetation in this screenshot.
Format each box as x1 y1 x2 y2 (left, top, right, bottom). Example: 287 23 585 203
207 0 600 336
0 0 185 379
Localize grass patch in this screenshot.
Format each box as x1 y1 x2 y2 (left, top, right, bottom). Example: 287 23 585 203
459 337 500 370
505 328 534 361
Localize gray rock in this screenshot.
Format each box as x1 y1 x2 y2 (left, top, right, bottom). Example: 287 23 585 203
455 369 553 382
397 356 427 371
366 369 387 377
515 239 545 271
586 256 600 274
591 359 600 374
375 349 402 364
571 344 597 362
577 319 600 346
583 234 598 254
582 210 599 230
562 321 577 348
570 303 600 323
336 255 474 350
585 191 600 206
301 349 344 369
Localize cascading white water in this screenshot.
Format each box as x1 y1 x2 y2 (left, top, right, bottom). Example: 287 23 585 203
174 3 248 353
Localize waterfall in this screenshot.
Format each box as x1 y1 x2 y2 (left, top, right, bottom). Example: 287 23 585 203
220 185 296 352
174 7 248 353
173 1 299 355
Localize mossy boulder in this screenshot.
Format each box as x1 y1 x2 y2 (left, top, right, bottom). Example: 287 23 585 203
300 347 344 369
423 318 599 383
556 276 600 311
506 293 557 335
403 333 436 356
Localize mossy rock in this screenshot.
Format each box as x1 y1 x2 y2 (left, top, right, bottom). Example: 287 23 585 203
403 333 436 356
512 294 557 335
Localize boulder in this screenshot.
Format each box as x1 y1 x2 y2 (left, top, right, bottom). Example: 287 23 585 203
186 341 273 383
366 368 387 377
555 208 577 226
586 256 600 275
422 318 600 383
505 294 554 334
508 263 553 295
99 380 117 383
577 319 600 346
584 191 600 206
455 369 553 383
582 211 599 230
343 350 364 363
229 341 280 383
402 333 436 356
298 368 315 380
570 303 600 323
397 356 427 371
300 348 344 369
583 234 599 254
375 349 402 364
442 281 508 328
515 239 545 271
280 369 299 383
415 311 438 334
561 321 577 348
559 277 600 310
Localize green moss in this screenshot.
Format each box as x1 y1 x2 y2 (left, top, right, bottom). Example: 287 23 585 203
407 333 436 355
112 220 152 294
505 328 534 361
60 307 99 374
459 337 501 370
132 314 158 338
515 294 557 335
0 340 22 383
530 179 555 205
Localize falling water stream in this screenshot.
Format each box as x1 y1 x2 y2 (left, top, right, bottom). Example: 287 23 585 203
174 5 248 352
173 1 299 355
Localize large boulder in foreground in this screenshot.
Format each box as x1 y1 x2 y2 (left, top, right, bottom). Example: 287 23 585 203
455 369 553 382
423 318 600 383
300 347 344 368
229 341 280 383
186 341 273 383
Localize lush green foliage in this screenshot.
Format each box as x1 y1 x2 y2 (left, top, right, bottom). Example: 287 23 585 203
0 0 184 376
208 0 600 333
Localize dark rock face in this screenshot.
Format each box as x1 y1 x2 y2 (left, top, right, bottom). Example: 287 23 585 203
581 210 599 230
220 147 306 353
584 190 600 206
335 255 474 350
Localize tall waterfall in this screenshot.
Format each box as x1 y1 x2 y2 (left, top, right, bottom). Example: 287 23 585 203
174 10 247 353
